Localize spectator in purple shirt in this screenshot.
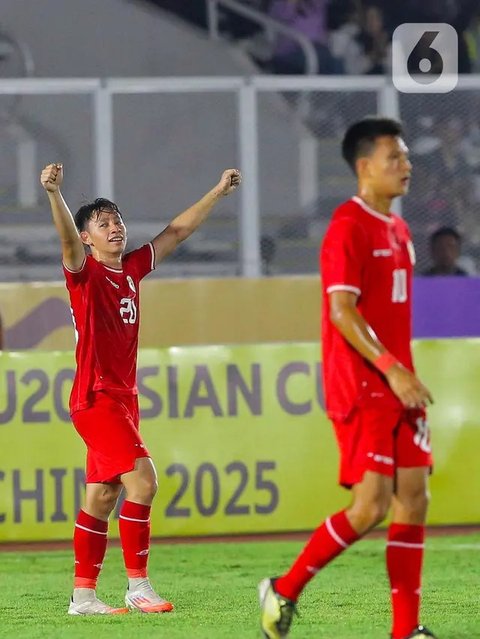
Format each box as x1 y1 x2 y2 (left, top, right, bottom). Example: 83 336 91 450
267 0 341 73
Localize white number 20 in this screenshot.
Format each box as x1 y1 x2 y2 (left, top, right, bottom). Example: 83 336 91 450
392 269 407 303
120 297 137 324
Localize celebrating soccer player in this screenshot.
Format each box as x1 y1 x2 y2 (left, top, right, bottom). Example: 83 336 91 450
259 117 436 639
40 162 241 615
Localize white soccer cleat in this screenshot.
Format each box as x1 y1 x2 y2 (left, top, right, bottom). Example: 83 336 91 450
125 582 174 613
68 596 129 615
258 577 297 639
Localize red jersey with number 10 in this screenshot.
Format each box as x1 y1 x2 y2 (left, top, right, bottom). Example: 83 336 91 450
63 243 155 414
320 196 416 421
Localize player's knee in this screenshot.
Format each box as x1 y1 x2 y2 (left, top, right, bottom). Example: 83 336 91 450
402 488 430 520
86 490 119 519
348 497 389 532
365 500 389 527
127 476 158 504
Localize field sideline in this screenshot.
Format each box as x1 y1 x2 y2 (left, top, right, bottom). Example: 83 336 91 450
0 531 478 639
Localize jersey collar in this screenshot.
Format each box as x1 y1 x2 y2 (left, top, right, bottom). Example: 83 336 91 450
352 196 394 224
101 263 123 273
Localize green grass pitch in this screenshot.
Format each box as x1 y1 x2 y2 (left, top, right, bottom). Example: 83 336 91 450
0 534 478 638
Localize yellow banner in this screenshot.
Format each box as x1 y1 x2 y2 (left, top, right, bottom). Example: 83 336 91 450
0 340 479 542
0 277 320 350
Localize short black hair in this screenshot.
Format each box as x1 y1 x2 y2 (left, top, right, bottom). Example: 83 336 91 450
74 198 122 232
430 226 462 245
342 116 404 173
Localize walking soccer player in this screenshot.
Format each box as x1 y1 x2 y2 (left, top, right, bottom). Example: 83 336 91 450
41 162 241 615
259 117 437 639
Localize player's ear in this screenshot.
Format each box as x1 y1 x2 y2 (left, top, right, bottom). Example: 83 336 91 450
80 230 92 246
355 156 370 179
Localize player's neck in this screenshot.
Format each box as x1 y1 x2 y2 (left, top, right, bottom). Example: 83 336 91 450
92 249 123 269
356 187 392 217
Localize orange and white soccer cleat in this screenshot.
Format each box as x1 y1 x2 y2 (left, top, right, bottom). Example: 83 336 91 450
125 581 174 613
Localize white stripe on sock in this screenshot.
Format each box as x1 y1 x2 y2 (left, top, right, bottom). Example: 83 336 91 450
325 517 349 549
75 523 107 536
119 515 150 523
387 541 425 549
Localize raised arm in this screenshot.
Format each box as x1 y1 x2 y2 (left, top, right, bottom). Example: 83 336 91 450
329 291 433 409
151 169 241 265
40 163 85 272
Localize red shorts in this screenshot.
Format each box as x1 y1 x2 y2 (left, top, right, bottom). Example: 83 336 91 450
71 390 150 484
333 407 433 488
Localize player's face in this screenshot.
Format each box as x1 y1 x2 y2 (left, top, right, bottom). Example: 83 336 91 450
82 210 127 255
432 235 460 269
366 136 412 198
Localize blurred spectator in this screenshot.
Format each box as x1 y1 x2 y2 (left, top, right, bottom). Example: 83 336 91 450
453 0 480 73
381 0 478 73
411 117 471 215
266 0 341 73
465 8 480 73
220 0 271 40
329 3 389 74
0 311 3 350
355 4 389 74
423 227 468 276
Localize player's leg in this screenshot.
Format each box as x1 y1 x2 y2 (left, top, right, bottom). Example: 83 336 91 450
259 470 393 638
259 407 398 638
120 457 173 613
386 409 435 639
69 481 129 615
387 466 436 639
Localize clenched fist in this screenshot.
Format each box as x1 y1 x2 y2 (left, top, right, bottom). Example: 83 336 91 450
214 169 242 197
40 163 63 193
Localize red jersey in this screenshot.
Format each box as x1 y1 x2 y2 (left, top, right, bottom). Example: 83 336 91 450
64 243 155 413
320 196 416 421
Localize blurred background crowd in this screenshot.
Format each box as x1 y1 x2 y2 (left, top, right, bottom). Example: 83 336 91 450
0 0 479 284
155 0 480 76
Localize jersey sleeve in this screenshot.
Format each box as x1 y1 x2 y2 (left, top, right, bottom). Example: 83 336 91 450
320 217 369 297
124 243 156 281
63 255 90 290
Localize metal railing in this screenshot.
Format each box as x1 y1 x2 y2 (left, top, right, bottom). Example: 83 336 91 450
5 75 477 277
206 0 319 75
0 30 36 208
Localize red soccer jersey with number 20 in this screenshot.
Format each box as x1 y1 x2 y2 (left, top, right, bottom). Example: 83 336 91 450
63 243 155 414
320 196 416 421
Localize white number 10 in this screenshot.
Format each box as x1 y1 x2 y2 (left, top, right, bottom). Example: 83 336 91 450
392 269 407 303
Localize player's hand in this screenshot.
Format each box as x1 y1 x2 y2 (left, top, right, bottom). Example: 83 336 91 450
40 163 63 193
385 363 433 409
214 169 242 197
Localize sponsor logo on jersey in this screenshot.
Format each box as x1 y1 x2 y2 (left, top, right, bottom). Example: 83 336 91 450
372 248 393 257
105 276 120 289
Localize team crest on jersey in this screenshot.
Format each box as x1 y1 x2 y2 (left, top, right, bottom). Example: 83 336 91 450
126 275 136 293
407 240 416 265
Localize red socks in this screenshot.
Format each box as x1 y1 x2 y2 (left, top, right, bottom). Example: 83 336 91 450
73 510 108 589
275 510 360 601
73 501 152 587
387 523 425 639
119 500 151 578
